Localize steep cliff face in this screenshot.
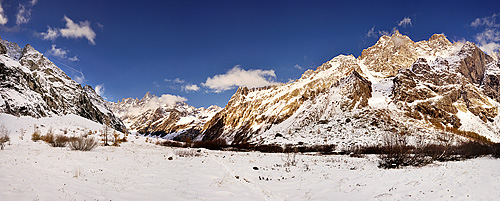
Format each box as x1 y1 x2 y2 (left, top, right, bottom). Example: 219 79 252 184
0 38 125 132
201 32 500 146
109 93 221 140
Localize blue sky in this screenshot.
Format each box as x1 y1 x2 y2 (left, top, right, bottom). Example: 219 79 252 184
0 0 499 108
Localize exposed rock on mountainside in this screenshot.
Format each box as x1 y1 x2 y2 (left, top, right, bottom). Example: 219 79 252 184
0 37 125 132
109 93 221 140
201 32 500 146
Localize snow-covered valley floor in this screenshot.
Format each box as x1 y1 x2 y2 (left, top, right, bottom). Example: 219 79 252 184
1 114 500 200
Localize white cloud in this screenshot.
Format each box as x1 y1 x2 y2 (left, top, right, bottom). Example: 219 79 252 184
398 17 412 28
471 14 499 28
203 65 278 93
0 2 8 25
293 64 303 70
40 26 59 41
366 26 377 38
46 44 68 59
128 94 187 115
68 56 79 61
95 84 105 96
366 26 391 38
74 74 85 84
46 45 80 62
183 84 200 92
471 14 500 59
164 78 185 84
59 16 96 45
16 0 37 25
39 16 96 44
367 17 412 39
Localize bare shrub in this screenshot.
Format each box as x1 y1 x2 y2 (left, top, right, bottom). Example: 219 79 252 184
284 144 336 154
69 136 99 151
175 149 200 157
161 140 184 147
31 124 41 142
100 124 111 146
192 138 228 150
111 131 121 147
282 152 298 167
42 128 54 144
0 125 10 150
378 132 432 169
50 135 70 147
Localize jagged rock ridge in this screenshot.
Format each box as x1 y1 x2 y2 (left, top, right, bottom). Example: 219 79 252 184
201 32 500 147
0 37 125 132
109 93 221 140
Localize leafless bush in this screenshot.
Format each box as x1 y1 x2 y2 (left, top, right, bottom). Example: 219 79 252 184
284 144 336 154
69 136 99 151
254 144 284 153
100 124 111 146
174 149 200 157
161 140 184 147
0 125 10 150
282 152 298 167
192 138 228 150
42 128 55 144
50 135 70 147
31 124 41 142
378 132 431 169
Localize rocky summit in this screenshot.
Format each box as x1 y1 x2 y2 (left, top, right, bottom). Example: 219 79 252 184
200 32 500 148
0 36 125 132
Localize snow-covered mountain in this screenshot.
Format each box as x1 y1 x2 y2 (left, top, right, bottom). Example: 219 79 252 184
109 92 221 140
200 31 500 147
0 36 126 132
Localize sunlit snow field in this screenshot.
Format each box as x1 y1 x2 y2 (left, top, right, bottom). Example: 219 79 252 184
1 113 499 200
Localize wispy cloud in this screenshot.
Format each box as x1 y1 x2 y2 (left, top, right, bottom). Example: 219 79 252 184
39 26 59 40
46 44 79 62
95 84 105 96
164 78 185 84
471 14 500 59
183 84 200 92
293 64 303 70
366 25 392 38
366 17 412 39
0 1 8 25
16 0 38 25
398 17 412 28
68 55 79 62
471 14 499 28
46 44 68 59
38 16 96 45
202 65 278 93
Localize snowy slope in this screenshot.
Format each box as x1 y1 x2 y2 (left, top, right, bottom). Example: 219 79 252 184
202 32 500 146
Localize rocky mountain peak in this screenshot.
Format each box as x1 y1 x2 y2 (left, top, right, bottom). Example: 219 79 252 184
0 36 125 132
0 37 22 60
142 91 154 101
